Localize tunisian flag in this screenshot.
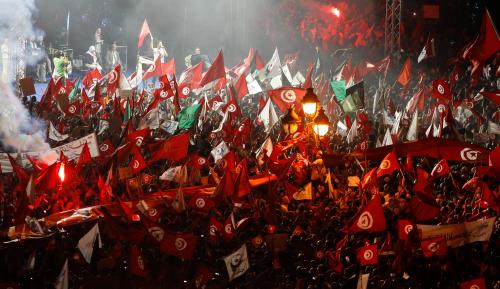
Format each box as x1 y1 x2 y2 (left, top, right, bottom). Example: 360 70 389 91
360 168 377 190
376 151 400 177
460 279 486 289
463 9 500 77
397 219 414 241
431 80 452 102
421 237 446 257
357 244 378 266
150 133 190 163
267 87 307 113
343 196 387 233
198 50 226 87
142 57 162 80
159 232 199 260
106 64 121 97
137 19 151 48
430 159 450 178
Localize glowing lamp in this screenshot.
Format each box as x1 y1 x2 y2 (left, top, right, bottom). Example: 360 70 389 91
301 88 320 118
313 107 330 137
281 106 300 135
58 162 65 182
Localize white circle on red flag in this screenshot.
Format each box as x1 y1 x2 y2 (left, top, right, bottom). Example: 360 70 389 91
470 285 480 289
209 225 217 235
224 224 233 234
428 242 439 252
379 160 391 170
363 249 374 260
100 144 109 152
175 238 187 251
437 84 445 95
148 227 164 242
357 212 373 230
197 158 206 165
195 198 205 208
460 148 480 161
434 164 443 174
108 70 118 84
404 224 413 235
132 160 140 169
135 137 144 147
227 104 236 113
147 208 157 217
68 105 76 114
281 90 296 103
182 87 190 96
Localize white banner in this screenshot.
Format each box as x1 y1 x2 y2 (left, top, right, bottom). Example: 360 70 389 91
0 133 100 173
417 217 496 248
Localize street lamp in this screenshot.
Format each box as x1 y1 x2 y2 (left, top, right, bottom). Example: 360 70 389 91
301 87 320 118
281 106 300 135
313 107 330 137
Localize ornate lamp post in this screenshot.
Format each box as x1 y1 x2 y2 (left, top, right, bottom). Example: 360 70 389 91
281 106 300 136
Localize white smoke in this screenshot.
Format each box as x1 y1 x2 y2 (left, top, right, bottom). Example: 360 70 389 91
0 0 50 153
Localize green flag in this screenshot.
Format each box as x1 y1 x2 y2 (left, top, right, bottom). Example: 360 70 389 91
123 99 132 122
330 80 346 102
68 78 81 103
177 103 201 130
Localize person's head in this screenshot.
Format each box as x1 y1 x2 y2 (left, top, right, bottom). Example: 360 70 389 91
57 50 64 58
87 45 96 55
194 47 201 55
158 41 164 48
112 41 117 50
96 28 101 34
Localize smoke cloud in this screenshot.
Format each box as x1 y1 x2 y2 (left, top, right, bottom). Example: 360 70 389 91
0 0 50 153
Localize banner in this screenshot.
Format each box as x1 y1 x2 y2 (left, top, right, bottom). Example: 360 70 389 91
0 133 100 173
417 217 496 248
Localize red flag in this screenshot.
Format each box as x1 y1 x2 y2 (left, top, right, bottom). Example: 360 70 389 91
361 168 377 190
222 95 242 119
76 143 92 170
199 50 226 87
430 79 452 102
129 147 147 174
82 69 101 91
414 168 431 193
430 159 450 178
267 87 307 113
159 232 198 260
460 278 487 289
463 9 500 77
150 133 190 163
234 73 249 100
161 57 176 77
343 197 387 233
233 118 252 147
397 58 411 87
405 88 425 115
137 19 151 48
208 217 222 243
222 214 235 241
142 57 162 80
127 128 149 147
421 237 446 257
376 152 400 177
409 196 440 222
130 246 147 277
99 140 115 157
171 75 181 114
188 153 209 169
64 100 81 116
141 173 154 185
357 244 378 266
397 219 414 241
188 194 214 214
178 62 203 96
106 64 121 97
405 154 415 173
234 159 252 198
8 155 29 186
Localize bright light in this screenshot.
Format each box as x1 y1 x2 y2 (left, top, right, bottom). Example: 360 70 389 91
314 123 329 137
331 7 340 17
303 103 318 117
58 162 65 182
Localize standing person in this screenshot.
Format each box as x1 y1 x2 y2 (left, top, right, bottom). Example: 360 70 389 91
94 28 104 64
52 50 70 82
153 41 168 63
105 41 121 71
1 39 10 83
84 45 102 72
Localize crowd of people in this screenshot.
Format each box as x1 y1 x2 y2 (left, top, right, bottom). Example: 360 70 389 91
0 6 499 289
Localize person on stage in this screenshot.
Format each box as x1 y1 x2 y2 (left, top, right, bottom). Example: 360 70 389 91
52 50 70 82
153 41 168 63
84 45 102 72
94 27 104 64
105 41 121 71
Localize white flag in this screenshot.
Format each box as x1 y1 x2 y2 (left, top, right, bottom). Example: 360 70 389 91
269 74 282 89
293 182 313 200
256 137 273 166
98 120 109 135
160 165 182 181
356 273 370 289
346 119 358 144
336 121 348 137
160 120 179 134
48 122 69 142
391 111 403 134
139 108 160 130
119 73 132 90
54 259 68 289
245 74 263 95
259 47 281 81
77 223 102 263
258 97 279 132
383 110 395 126
406 111 418 141
211 141 229 163
382 129 393 146
488 121 500 135
281 65 294 85
224 244 250 281
292 72 305 86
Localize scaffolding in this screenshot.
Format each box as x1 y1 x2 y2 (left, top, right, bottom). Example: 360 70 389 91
384 0 402 56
